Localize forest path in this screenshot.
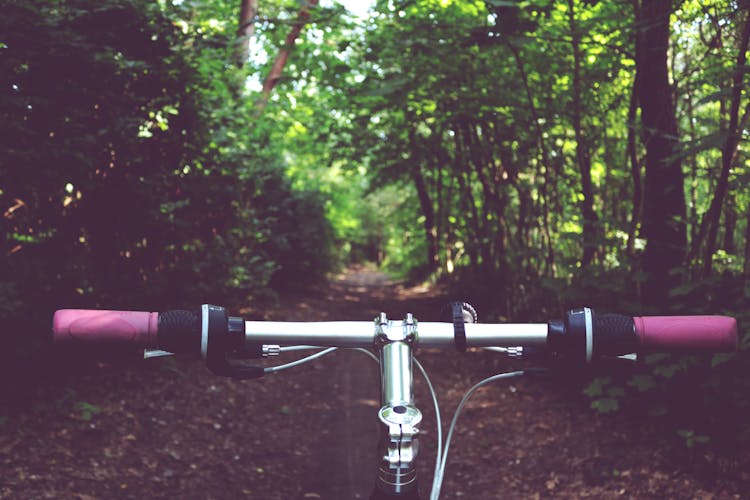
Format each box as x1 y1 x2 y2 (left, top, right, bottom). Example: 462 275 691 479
0 266 745 499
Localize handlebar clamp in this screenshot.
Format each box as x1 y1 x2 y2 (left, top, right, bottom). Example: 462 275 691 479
202 305 264 379
441 302 478 352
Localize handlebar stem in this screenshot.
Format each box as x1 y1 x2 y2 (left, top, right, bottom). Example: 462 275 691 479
374 313 422 496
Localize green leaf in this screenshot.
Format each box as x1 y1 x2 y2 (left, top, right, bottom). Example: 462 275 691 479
654 363 680 379
644 353 669 364
627 374 656 392
606 386 625 398
591 398 619 413
485 0 519 6
584 377 611 398
676 429 692 438
74 402 102 421
359 77 411 97
711 352 735 368
696 88 733 106
677 429 710 448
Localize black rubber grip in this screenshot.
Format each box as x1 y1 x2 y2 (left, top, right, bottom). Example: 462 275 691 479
547 309 638 360
593 313 637 356
158 309 201 354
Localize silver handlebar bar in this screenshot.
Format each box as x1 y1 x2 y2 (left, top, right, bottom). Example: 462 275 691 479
244 320 548 348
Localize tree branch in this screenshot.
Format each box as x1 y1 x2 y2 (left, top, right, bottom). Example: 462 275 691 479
255 0 320 114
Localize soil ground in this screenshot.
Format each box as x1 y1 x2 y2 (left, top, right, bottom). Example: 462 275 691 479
1 266 748 499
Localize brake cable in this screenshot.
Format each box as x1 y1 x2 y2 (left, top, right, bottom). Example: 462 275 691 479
258 344 543 499
430 370 527 500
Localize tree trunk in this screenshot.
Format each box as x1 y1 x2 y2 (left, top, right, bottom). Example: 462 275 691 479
461 119 508 271
506 39 555 276
411 167 440 273
636 0 688 306
723 196 737 254
459 128 493 276
453 130 483 272
625 67 642 257
685 77 699 244
568 0 598 267
698 4 750 276
235 0 259 67
408 130 440 273
256 0 320 113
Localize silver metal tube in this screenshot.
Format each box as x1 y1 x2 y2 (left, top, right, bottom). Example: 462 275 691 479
244 321 373 347
418 322 548 347
245 321 548 349
380 341 413 406
375 322 421 496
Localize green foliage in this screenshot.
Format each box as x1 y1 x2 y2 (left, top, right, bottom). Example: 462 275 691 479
677 429 710 449
0 0 335 305
579 276 750 450
627 374 656 392
584 377 623 413
73 401 102 421
0 0 336 402
590 397 620 414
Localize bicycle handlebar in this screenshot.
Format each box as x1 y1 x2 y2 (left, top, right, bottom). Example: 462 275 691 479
53 305 739 377
51 304 739 500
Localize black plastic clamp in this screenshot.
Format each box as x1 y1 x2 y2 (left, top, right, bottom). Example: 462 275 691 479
203 305 265 379
451 302 468 352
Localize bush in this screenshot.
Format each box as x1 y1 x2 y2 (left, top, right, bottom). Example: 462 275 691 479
0 0 335 407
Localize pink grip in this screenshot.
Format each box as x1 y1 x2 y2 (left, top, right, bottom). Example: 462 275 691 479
634 316 738 352
53 309 159 347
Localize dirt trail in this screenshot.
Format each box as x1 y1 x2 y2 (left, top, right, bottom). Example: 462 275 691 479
1 267 747 499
